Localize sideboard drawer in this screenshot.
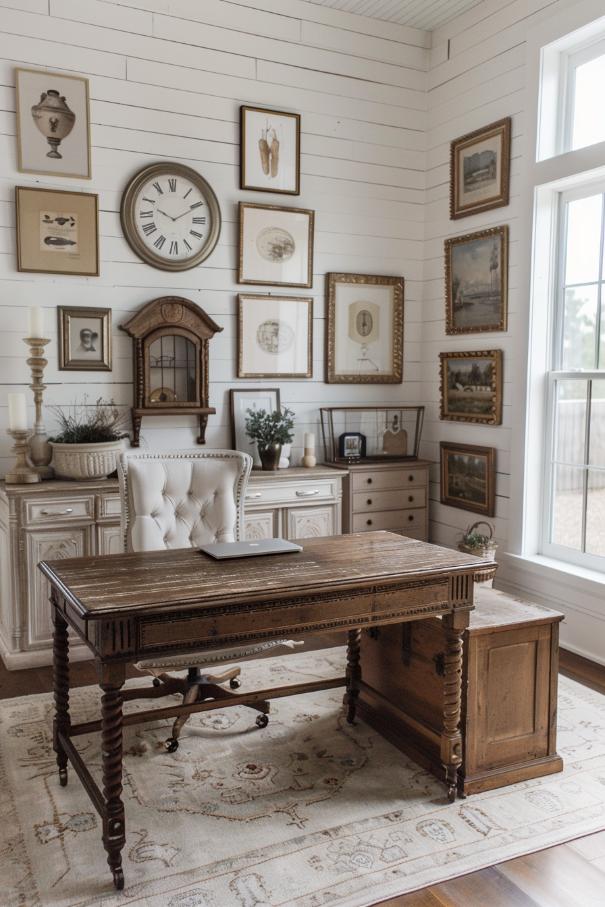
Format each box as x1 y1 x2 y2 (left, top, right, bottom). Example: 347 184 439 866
25 496 94 526
353 508 426 534
351 467 427 494
246 479 336 506
353 487 426 513
98 494 122 520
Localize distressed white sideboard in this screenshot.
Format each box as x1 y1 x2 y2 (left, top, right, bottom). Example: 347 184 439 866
0 466 346 669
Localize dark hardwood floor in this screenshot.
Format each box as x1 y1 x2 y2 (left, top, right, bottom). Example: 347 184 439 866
1 644 604 906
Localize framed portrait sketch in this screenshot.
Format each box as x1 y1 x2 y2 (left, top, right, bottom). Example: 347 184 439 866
58 306 111 371
237 294 312 379
238 202 314 288
230 387 281 467
439 350 502 424
16 187 99 276
450 117 511 219
240 106 300 195
15 68 91 179
440 442 495 516
326 273 404 384
445 226 508 334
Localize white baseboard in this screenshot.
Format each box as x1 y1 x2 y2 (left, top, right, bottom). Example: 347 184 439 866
0 636 93 671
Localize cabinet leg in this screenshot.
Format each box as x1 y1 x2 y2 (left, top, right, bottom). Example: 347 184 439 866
100 666 126 890
52 601 70 787
344 628 362 724
441 612 467 802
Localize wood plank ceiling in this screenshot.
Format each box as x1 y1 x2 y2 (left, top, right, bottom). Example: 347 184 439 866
305 0 485 30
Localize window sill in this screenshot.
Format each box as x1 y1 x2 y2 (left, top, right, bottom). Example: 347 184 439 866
507 552 605 587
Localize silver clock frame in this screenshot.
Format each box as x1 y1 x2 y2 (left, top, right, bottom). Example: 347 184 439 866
120 161 222 272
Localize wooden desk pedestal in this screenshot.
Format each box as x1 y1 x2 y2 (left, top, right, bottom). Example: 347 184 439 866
358 587 564 795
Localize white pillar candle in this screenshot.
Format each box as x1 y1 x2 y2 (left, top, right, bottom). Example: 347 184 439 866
304 432 315 449
8 393 28 431
29 306 45 338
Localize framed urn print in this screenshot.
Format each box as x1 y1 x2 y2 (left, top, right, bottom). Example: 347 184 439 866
439 350 502 424
16 186 99 276
230 387 281 466
326 273 403 384
15 68 91 179
58 306 111 371
440 442 495 516
450 118 510 219
446 226 508 334
240 106 301 195
238 203 314 288
237 294 312 378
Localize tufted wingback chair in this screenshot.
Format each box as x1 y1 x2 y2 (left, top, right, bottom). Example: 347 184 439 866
118 449 302 751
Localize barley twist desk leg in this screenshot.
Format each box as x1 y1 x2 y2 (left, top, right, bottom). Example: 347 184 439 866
52 601 70 787
100 666 126 891
441 612 467 803
344 628 362 725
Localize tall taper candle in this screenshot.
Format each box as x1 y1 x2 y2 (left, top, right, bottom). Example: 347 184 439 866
8 393 28 431
29 306 45 338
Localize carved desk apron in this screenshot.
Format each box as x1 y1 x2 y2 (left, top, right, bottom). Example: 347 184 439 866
39 530 482 891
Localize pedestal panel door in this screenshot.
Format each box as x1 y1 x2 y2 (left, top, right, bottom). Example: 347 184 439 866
244 510 278 541
98 524 123 556
286 506 335 540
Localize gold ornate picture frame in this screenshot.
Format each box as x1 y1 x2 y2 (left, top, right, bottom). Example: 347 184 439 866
326 273 404 384
58 306 111 371
450 118 511 220
439 349 502 424
440 441 496 516
445 226 508 334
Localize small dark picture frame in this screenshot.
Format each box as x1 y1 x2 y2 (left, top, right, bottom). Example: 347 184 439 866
58 306 111 371
440 442 495 516
338 432 366 460
450 117 511 220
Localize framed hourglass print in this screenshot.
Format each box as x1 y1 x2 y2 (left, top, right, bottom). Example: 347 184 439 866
326 273 404 384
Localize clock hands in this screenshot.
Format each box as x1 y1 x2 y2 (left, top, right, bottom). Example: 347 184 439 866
154 205 203 224
155 207 176 222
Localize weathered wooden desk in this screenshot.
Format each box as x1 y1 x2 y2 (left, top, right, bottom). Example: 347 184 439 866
39 530 482 890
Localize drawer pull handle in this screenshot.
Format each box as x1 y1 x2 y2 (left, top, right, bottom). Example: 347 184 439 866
366 519 373 526
367 478 373 484
245 493 262 499
408 515 414 522
408 495 414 503
366 498 372 505
296 489 320 497
408 475 414 482
40 508 73 516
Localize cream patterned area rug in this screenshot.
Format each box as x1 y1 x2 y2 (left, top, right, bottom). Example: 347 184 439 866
2 648 605 907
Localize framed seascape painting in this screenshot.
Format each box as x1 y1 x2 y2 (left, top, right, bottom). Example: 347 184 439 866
326 273 404 384
240 105 300 195
445 226 508 334
15 68 91 179
238 203 314 288
58 306 111 371
237 294 312 379
230 387 281 467
450 118 511 219
439 349 502 424
16 186 99 276
440 442 495 516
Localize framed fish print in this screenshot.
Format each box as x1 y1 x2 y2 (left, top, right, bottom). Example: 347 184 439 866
15 186 99 276
439 350 502 425
450 118 511 219
238 203 314 288
440 442 496 516
240 105 301 195
237 294 313 378
326 273 404 384
445 226 508 334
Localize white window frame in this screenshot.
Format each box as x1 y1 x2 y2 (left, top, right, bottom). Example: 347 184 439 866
559 36 605 153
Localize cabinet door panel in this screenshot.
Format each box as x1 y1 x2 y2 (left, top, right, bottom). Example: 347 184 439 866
98 523 123 556
286 506 335 540
244 510 278 541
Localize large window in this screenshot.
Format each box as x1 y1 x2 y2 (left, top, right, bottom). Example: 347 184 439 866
543 186 605 568
565 39 605 151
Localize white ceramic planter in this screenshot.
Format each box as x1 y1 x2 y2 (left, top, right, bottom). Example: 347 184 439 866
50 439 124 480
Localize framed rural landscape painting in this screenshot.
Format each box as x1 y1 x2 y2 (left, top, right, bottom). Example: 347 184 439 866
445 226 508 334
440 442 496 516
450 118 511 219
439 349 502 424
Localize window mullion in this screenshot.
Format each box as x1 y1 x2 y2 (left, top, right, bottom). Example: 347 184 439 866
581 380 592 552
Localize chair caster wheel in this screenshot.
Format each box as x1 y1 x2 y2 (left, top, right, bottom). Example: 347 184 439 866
59 768 68 787
152 678 161 688
165 737 179 753
112 868 124 890
447 784 457 803
255 714 269 729
229 677 241 690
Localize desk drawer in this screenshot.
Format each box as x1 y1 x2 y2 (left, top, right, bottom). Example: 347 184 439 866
245 479 335 506
351 467 426 493
353 488 426 513
353 508 426 534
25 496 94 525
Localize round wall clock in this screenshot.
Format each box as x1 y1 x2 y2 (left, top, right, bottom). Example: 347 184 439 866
120 162 221 271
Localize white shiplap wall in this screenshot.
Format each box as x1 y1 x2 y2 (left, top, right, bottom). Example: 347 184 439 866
0 0 429 473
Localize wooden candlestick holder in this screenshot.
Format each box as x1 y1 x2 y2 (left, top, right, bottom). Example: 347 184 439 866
5 428 40 484
24 337 54 479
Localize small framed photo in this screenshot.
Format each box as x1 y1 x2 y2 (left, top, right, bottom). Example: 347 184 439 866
230 387 281 467
450 117 511 220
440 442 496 516
338 432 366 460
240 105 300 195
446 226 508 334
237 294 312 379
58 306 111 371
238 202 314 288
440 350 502 425
15 67 91 179
326 273 403 384
16 186 99 276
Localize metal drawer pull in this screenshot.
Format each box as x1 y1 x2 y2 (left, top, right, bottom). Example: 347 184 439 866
366 498 372 505
366 519 373 526
367 478 373 484
40 508 74 516
408 475 414 482
408 514 414 522
296 489 320 497
245 492 262 499
408 495 414 503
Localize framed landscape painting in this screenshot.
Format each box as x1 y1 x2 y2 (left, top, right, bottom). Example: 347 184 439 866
439 349 502 424
240 105 300 195
450 118 511 219
445 226 508 334
440 442 495 516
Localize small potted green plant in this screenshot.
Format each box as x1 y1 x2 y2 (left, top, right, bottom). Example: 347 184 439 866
245 407 295 471
49 397 129 480
458 521 498 560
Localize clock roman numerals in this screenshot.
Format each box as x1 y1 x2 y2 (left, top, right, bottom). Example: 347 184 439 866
140 210 154 218
184 239 192 252
190 201 204 210
183 188 192 199
152 181 163 194
170 241 179 255
142 222 156 236
154 235 166 250
142 197 155 205
190 229 203 239
168 178 177 192
192 216 206 224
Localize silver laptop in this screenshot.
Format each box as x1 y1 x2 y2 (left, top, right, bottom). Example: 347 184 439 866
199 538 302 560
